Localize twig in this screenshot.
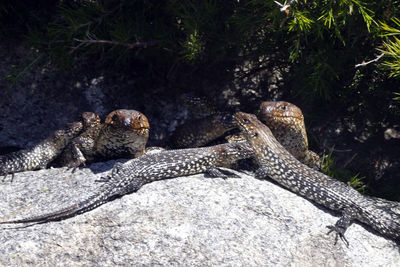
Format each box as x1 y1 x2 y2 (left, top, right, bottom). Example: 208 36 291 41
355 53 384 68
274 0 297 12
342 153 358 168
70 39 161 54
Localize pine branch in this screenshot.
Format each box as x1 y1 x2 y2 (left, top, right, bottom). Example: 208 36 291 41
70 39 161 54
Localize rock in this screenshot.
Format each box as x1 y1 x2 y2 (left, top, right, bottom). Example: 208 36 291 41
0 162 398 266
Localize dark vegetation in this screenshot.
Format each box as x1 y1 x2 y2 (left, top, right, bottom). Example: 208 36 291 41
1 0 399 200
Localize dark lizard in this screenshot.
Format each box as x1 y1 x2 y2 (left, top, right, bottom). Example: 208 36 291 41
0 113 88 178
179 92 219 119
167 112 236 149
0 141 253 224
56 109 150 167
167 93 234 148
234 112 400 243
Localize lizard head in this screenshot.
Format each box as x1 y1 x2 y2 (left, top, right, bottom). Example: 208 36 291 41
234 112 265 139
211 113 236 131
81 112 101 128
105 109 150 135
53 121 84 143
234 112 281 157
214 141 254 167
103 109 150 157
53 112 99 140
258 101 304 127
257 101 308 152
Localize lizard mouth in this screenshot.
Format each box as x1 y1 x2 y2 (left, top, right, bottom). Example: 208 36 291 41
233 112 258 131
266 114 303 120
81 112 101 127
133 127 150 136
105 109 150 132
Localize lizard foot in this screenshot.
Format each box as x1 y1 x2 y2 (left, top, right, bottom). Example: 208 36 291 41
205 167 240 179
95 175 111 183
1 173 15 183
67 161 86 173
326 225 349 247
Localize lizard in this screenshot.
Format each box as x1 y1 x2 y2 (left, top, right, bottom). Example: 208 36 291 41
258 101 321 169
234 111 400 244
168 99 320 169
167 112 236 149
167 93 234 148
56 109 150 168
179 92 219 119
0 113 90 178
0 141 254 224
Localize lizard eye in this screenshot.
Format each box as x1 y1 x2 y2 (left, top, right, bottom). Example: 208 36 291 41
281 105 287 110
111 114 119 122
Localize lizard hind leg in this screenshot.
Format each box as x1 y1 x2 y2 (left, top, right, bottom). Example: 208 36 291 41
95 175 111 183
326 208 356 247
67 143 88 168
205 167 240 179
95 162 125 183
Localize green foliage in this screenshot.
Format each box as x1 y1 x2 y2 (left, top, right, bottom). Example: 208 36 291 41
321 148 366 193
3 1 399 82
379 18 400 77
4 54 43 86
182 29 203 62
281 0 381 100
289 10 314 32
394 92 400 102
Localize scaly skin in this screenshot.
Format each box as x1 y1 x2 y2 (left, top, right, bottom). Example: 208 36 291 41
169 100 320 168
57 109 150 167
0 118 85 176
168 93 233 148
168 113 236 148
0 142 253 224
180 93 219 119
259 101 321 169
234 112 400 243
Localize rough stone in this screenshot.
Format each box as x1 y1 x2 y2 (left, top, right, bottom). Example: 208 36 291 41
0 162 398 266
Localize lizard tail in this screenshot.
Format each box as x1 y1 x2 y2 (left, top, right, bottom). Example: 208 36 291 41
0 183 123 224
359 196 400 240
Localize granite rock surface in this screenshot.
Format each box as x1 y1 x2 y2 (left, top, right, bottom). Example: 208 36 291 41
0 162 398 266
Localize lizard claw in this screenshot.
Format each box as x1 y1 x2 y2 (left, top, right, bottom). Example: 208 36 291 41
67 160 86 173
326 225 349 247
1 173 15 183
